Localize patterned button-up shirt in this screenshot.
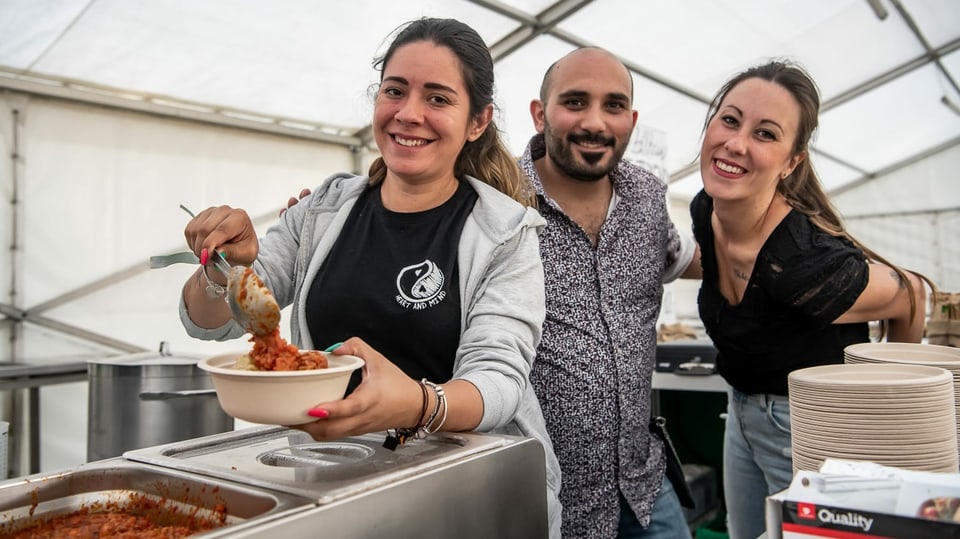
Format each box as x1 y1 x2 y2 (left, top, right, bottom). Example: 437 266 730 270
520 134 690 538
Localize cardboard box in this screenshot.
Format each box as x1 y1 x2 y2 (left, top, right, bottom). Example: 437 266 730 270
768 494 959 538
765 462 960 539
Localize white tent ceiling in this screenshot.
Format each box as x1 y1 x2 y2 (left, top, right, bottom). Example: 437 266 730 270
0 0 958 474
4 0 959 195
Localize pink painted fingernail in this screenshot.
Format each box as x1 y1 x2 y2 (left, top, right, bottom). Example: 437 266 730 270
200 248 209 266
308 408 329 419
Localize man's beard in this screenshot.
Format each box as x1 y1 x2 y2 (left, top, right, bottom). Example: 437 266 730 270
543 126 628 182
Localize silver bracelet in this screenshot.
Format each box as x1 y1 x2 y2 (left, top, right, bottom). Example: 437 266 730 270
200 265 227 299
421 379 447 435
383 379 448 450
430 394 448 433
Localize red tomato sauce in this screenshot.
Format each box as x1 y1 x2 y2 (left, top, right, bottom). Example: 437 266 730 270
248 327 328 371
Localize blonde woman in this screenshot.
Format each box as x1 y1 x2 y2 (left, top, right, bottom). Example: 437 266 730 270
692 60 930 539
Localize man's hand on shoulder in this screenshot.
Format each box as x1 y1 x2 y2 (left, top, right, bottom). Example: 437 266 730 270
279 188 312 217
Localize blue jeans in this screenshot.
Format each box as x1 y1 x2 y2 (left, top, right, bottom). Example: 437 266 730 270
724 389 795 539
617 475 692 539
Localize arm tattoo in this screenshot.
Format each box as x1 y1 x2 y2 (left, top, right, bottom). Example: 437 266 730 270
889 269 906 290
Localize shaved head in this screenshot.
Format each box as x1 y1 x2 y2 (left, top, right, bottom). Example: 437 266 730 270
539 47 634 104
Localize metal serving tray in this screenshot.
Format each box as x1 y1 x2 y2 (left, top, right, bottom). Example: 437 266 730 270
124 425 509 503
0 458 316 537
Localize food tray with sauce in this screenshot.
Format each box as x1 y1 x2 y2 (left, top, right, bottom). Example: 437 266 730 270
0 458 316 537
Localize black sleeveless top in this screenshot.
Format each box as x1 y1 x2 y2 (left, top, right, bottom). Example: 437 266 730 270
691 190 870 395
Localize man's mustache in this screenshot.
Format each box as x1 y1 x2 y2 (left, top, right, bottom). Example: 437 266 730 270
568 133 613 146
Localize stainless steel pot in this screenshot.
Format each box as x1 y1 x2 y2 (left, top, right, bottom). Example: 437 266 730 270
86 342 233 461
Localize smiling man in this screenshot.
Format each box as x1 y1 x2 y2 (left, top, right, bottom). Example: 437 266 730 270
519 47 702 539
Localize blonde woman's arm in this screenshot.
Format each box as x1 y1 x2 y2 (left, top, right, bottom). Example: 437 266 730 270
834 263 926 342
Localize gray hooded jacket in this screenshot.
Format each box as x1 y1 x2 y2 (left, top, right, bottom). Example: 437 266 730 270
181 173 562 537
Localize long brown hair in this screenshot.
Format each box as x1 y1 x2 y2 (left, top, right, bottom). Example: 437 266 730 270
705 60 933 326
366 18 534 207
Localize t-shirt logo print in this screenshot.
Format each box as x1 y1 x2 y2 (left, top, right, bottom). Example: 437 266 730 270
395 260 447 310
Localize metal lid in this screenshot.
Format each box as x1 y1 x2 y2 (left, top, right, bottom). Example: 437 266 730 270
86 342 202 366
124 427 514 504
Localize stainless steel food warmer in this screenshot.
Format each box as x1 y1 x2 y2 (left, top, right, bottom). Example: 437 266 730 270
0 426 548 538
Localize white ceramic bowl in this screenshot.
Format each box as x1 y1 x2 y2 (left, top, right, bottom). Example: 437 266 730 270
198 351 364 426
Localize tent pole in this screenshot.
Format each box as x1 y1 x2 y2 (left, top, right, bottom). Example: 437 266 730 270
6 108 21 361
4 105 24 479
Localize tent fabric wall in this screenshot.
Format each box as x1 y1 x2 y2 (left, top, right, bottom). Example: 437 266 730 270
1 91 355 472
846 209 959 290
834 143 960 290
832 143 960 216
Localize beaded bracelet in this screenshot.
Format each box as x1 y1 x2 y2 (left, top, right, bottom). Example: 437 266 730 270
382 380 430 451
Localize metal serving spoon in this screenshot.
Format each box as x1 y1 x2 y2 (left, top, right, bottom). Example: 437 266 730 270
217 257 280 336
180 205 281 336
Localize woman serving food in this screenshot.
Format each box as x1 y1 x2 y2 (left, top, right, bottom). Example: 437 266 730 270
178 17 561 538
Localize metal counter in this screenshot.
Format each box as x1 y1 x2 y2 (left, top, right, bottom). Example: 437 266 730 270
0 427 549 538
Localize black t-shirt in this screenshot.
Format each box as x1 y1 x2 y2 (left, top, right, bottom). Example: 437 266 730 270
305 180 478 392
691 190 870 396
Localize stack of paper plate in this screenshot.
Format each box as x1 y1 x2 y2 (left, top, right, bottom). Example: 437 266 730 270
845 342 960 458
788 363 958 475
